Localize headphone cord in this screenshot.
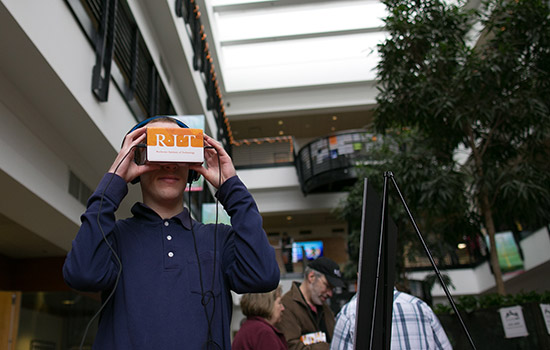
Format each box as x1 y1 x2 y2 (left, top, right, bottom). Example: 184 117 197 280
79 146 134 350
188 146 222 350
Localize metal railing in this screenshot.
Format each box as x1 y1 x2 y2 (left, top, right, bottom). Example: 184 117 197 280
232 136 295 169
296 130 390 194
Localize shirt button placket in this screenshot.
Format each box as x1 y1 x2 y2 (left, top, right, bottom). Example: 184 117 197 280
163 220 176 267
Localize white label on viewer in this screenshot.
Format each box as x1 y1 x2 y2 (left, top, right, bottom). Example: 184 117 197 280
146 127 204 163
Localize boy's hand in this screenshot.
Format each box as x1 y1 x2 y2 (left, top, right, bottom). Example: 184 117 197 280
108 126 160 183
189 134 236 189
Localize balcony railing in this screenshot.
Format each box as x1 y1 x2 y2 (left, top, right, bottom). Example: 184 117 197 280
296 130 389 194
232 136 295 169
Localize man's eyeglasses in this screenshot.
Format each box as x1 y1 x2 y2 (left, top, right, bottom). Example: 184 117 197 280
318 275 334 291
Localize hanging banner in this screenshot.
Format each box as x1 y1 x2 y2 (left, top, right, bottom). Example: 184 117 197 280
540 304 550 335
499 305 529 338
485 231 524 273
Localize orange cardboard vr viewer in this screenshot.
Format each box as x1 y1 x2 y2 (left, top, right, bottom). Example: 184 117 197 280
141 127 204 164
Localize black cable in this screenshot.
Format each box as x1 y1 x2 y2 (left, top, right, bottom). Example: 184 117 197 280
79 145 135 350
188 146 222 350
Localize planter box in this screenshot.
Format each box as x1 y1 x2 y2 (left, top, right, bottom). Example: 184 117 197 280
438 303 550 349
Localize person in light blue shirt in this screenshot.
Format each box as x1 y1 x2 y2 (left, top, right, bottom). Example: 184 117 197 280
331 289 452 350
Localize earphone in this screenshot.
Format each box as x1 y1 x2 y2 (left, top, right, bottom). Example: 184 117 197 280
126 115 201 185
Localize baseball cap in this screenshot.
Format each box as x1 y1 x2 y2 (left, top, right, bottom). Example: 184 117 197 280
308 257 344 288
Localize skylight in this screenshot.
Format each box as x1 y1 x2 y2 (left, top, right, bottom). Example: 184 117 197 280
205 0 388 92
215 2 386 42
222 32 385 91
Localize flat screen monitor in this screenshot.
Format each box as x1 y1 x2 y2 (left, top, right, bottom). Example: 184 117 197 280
291 241 324 263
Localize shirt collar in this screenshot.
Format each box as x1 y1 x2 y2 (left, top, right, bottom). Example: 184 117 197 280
131 202 193 229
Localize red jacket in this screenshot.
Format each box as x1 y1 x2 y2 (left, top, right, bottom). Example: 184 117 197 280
233 316 288 350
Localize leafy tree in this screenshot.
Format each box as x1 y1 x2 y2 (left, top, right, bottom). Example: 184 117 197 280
335 129 478 288
373 0 550 295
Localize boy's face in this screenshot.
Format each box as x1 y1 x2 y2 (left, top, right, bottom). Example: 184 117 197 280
139 120 190 206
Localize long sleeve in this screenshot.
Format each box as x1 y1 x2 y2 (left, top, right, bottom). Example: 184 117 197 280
62 173 128 292
62 174 280 349
216 175 280 293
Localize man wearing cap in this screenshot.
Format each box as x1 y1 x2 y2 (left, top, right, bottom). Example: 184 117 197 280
277 257 344 350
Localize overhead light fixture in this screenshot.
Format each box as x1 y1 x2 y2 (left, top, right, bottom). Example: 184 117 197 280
286 215 293 221
332 115 338 121
457 243 467 249
279 130 284 135
278 120 284 125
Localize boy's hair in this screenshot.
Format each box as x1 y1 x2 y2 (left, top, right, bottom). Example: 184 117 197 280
127 116 188 134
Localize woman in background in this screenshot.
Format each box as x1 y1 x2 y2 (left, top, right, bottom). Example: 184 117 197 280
232 285 287 350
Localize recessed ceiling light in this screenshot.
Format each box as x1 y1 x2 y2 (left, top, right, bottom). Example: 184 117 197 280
457 243 467 249
279 130 284 135
286 216 293 221
278 120 284 125
332 115 338 121
331 127 336 131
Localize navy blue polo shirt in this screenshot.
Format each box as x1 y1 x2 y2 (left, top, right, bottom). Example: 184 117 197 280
63 174 280 349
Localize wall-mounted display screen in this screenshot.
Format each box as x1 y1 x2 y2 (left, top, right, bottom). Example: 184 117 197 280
292 241 324 263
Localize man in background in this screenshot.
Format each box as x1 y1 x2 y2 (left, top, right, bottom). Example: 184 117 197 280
277 257 344 350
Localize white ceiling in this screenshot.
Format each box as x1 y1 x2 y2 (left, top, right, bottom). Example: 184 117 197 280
197 0 384 141
204 0 386 93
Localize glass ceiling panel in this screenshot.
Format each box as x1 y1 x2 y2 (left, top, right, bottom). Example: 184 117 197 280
215 1 386 42
221 32 386 91
206 0 389 91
